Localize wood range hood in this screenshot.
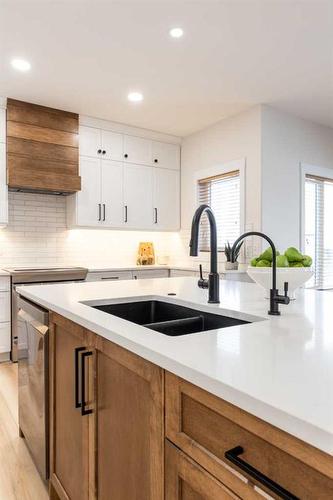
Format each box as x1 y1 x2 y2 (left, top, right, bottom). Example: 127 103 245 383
7 99 81 194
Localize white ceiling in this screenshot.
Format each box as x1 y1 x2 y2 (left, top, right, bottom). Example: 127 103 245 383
0 1 332 137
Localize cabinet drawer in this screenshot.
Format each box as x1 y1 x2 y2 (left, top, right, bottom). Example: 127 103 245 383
0 322 10 353
0 276 10 291
86 271 133 281
132 269 169 280
0 291 10 322
165 372 333 500
165 440 239 499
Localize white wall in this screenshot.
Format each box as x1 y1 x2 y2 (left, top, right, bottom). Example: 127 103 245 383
178 106 262 266
261 106 333 250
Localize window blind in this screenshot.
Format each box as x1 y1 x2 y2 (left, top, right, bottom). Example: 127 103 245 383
197 170 240 251
304 174 333 288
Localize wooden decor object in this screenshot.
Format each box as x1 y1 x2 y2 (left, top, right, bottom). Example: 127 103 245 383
6 99 81 193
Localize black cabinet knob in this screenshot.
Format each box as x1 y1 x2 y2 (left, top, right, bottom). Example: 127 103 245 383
124 153 128 158
102 150 106 155
97 149 102 154
154 158 158 163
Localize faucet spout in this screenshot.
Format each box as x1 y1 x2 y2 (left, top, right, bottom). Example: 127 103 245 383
189 204 219 303
231 231 290 315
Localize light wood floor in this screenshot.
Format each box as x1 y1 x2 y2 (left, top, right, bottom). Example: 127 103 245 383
0 362 49 500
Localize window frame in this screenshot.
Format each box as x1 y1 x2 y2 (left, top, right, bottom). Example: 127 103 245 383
193 158 246 253
300 162 333 287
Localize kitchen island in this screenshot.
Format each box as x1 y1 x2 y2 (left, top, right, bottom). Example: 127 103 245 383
17 277 333 499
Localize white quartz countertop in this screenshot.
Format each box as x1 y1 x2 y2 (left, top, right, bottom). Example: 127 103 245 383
86 264 247 274
16 277 333 455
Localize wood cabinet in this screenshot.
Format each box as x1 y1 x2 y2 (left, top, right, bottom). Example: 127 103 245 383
49 313 164 500
152 141 180 170
165 372 333 500
49 314 94 500
165 441 239 500
7 99 81 193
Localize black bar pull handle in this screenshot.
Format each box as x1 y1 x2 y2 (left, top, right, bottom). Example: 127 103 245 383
98 203 101 221
103 203 106 221
81 351 93 416
154 207 158 224
224 446 299 500
124 205 128 223
74 347 85 408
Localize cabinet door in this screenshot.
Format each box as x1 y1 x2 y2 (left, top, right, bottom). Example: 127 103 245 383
79 126 102 158
101 160 124 227
95 337 163 500
153 168 180 230
77 157 102 226
124 164 153 228
123 135 152 164
50 314 93 500
101 130 123 161
165 441 239 500
152 141 180 170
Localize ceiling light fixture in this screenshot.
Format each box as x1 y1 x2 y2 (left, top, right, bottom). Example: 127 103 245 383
169 27 184 39
127 92 143 103
11 58 31 72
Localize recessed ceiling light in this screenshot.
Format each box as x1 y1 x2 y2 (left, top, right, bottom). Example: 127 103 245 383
169 27 184 39
11 58 31 72
127 92 143 103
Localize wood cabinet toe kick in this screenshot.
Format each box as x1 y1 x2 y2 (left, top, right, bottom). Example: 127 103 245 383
48 312 333 500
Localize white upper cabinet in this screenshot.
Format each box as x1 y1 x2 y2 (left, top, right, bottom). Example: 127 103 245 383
80 126 123 161
153 168 180 230
101 160 124 226
0 109 5 143
123 135 152 165
76 157 102 226
124 164 153 228
101 130 123 161
79 126 101 158
151 141 180 170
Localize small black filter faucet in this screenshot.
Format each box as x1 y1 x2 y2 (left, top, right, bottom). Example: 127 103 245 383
189 205 220 303
231 231 290 315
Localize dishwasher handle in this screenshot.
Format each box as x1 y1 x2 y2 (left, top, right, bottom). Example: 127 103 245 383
18 309 49 336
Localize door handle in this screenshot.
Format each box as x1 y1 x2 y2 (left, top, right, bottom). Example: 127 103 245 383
81 350 93 416
154 207 158 224
74 347 86 408
98 203 101 221
124 205 128 223
224 446 299 500
103 204 106 221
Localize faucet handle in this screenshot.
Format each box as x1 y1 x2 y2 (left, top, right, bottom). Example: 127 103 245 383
199 264 204 280
284 281 289 297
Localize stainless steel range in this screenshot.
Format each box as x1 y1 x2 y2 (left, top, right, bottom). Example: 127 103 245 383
4 266 88 362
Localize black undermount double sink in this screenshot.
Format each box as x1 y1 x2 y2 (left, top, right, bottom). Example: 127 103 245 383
92 300 250 336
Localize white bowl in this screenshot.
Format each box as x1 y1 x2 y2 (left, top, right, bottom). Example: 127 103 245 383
247 266 314 299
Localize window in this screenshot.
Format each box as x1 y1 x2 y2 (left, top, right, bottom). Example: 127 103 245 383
304 173 333 288
198 170 240 251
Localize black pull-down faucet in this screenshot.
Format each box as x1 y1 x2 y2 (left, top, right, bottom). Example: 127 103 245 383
189 204 220 304
231 231 290 315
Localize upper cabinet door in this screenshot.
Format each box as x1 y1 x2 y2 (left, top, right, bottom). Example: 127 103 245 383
124 164 153 228
101 130 123 161
151 141 180 170
101 160 124 227
123 135 152 165
79 126 102 158
77 157 102 226
153 168 180 230
0 109 5 143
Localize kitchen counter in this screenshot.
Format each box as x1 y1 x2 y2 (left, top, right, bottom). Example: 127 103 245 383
16 277 332 455
86 264 248 274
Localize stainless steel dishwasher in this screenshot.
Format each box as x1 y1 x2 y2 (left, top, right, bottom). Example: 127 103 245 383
17 296 49 481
